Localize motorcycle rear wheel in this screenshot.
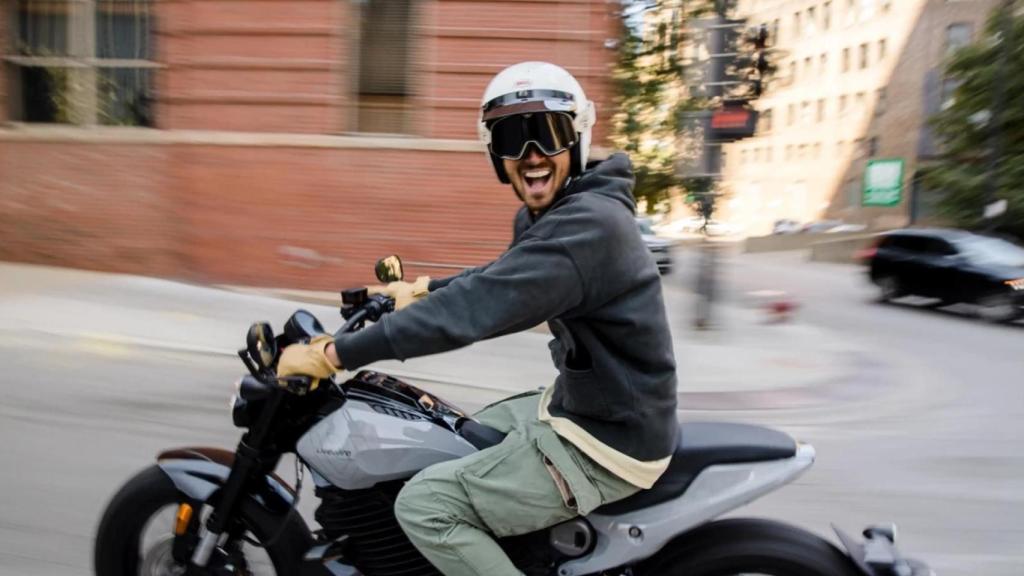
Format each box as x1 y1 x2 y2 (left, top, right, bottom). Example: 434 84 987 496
638 518 861 576
94 465 300 576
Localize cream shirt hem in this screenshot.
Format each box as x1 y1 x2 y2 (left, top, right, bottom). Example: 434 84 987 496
537 385 670 489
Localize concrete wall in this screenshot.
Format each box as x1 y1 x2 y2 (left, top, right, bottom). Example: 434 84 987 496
744 231 870 253
0 0 620 289
809 234 879 264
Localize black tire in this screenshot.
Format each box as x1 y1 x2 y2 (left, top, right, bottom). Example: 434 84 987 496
976 293 1022 324
95 464 310 576
876 276 902 302
638 518 861 576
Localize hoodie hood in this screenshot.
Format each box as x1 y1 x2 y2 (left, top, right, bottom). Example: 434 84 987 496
563 152 637 213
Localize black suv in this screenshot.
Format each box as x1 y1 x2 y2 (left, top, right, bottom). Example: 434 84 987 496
865 228 1024 322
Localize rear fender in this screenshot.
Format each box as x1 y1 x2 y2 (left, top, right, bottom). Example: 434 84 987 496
156 447 295 515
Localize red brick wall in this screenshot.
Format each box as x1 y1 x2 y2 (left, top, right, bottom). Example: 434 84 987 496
0 0 622 290
158 0 348 133
418 0 620 141
172 144 518 289
157 0 619 137
0 138 518 289
0 143 183 276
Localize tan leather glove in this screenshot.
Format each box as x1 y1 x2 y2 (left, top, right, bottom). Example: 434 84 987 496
277 335 339 390
367 275 431 310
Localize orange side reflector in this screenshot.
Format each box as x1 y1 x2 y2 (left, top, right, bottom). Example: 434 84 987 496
175 503 193 535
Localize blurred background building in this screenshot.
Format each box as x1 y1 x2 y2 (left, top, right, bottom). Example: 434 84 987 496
0 0 618 288
717 0 1000 236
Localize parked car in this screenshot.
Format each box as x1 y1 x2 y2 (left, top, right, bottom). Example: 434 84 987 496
637 217 673 275
772 219 802 235
863 228 1024 322
703 219 735 237
654 216 705 237
801 219 844 233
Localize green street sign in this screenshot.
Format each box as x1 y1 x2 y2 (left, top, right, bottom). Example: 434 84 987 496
862 159 904 207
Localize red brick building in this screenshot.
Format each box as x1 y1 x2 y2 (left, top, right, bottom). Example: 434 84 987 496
0 0 620 289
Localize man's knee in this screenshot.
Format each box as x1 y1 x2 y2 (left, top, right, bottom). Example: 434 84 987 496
395 476 429 531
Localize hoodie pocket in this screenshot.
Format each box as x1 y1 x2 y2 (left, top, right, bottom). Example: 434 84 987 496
559 368 614 419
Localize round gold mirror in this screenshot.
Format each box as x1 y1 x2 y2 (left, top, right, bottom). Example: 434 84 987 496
375 255 404 283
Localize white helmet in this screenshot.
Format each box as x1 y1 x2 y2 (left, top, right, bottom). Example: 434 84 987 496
478 62 596 183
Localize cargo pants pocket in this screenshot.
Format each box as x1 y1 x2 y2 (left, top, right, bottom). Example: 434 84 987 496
455 430 601 538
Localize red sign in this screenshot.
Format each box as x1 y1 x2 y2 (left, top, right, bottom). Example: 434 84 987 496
711 108 753 129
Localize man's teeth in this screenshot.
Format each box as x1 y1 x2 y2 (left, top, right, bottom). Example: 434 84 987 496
525 169 551 178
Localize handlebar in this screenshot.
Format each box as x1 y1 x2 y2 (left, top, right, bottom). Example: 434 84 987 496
334 308 369 338
240 290 395 394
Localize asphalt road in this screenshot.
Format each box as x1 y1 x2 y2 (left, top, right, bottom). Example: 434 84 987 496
1 251 1021 575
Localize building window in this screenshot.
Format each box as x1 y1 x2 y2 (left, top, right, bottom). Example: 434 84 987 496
804 56 813 76
801 101 811 124
839 94 848 115
842 47 851 72
760 108 773 132
789 60 797 83
793 12 802 38
6 0 157 126
858 0 875 21
772 19 781 44
820 53 829 74
941 78 962 110
875 87 887 115
859 43 870 69
856 91 866 113
357 0 414 133
813 142 822 158
823 1 832 29
766 146 773 162
867 136 879 157
878 38 888 60
816 99 826 122
807 6 817 34
946 23 973 55
787 103 796 126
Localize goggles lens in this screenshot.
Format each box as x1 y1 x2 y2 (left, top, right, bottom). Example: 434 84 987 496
489 112 577 160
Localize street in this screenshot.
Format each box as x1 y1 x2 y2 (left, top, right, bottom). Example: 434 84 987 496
1 251 1022 575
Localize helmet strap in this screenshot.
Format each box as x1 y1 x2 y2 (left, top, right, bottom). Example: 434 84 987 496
490 153 511 184
569 142 583 177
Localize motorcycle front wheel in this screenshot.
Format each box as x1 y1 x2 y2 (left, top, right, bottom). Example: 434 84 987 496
94 465 303 576
639 518 861 576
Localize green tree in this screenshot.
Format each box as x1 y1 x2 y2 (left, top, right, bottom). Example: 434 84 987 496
611 1 718 213
923 4 1024 239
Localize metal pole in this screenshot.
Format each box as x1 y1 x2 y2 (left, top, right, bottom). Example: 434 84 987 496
983 0 1014 229
693 1 728 330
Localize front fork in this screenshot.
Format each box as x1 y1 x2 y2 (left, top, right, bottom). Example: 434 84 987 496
189 390 286 571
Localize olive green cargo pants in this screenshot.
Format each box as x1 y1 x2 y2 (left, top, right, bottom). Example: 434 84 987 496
394 392 639 576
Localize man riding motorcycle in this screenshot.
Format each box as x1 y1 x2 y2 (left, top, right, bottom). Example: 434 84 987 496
277 61 678 576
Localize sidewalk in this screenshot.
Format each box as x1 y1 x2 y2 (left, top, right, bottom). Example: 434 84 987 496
0 261 865 410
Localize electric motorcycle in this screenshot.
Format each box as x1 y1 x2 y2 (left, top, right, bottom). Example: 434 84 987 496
94 256 932 576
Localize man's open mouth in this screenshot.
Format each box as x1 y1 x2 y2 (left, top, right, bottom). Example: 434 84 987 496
523 168 552 194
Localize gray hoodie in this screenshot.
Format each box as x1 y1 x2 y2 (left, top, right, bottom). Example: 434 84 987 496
335 153 679 469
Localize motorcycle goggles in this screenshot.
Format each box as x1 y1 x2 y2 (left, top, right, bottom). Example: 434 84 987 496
487 111 578 160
